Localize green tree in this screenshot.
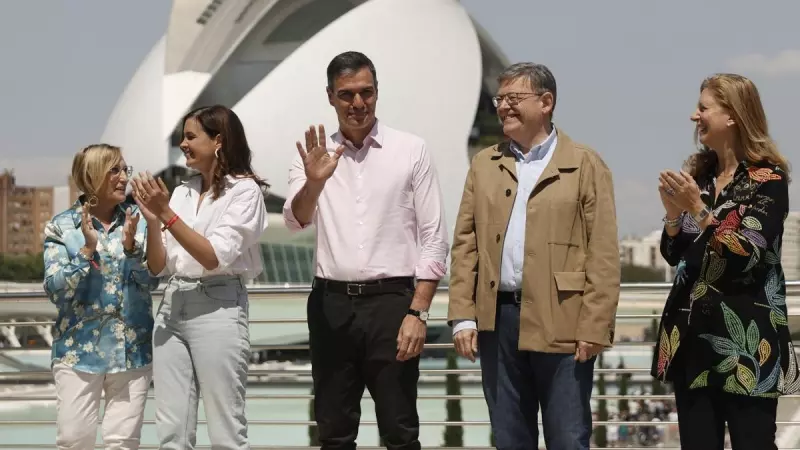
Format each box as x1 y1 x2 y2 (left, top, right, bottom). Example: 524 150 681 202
617 358 630 414
621 264 665 282
490 430 496 447
309 386 319 446
443 350 464 447
595 352 608 448
0 252 44 281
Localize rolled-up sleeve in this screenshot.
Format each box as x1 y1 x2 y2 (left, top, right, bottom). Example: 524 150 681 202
207 183 269 271
412 143 448 280
283 154 312 231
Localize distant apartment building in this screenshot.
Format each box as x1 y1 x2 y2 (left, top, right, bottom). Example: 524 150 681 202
0 170 54 255
618 229 673 282
783 212 800 281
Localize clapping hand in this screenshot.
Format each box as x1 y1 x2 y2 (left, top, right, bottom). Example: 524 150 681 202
659 169 704 213
80 203 98 251
121 207 140 253
131 172 170 221
296 125 345 183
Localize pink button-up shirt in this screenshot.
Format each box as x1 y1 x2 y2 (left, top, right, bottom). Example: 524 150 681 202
283 120 449 282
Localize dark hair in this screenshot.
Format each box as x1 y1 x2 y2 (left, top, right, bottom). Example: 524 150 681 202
182 105 269 200
326 51 378 91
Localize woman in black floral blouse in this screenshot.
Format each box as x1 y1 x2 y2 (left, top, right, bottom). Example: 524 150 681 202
650 73 796 450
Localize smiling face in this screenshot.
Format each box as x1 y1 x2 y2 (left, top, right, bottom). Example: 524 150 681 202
327 67 377 137
495 76 553 145
180 117 220 174
99 158 130 205
691 88 735 150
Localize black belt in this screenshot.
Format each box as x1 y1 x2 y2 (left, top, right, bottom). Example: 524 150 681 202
312 276 414 297
497 291 522 304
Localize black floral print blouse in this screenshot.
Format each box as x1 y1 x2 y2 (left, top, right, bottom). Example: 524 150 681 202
650 160 800 397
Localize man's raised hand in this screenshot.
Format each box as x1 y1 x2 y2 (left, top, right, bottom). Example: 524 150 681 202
296 124 345 183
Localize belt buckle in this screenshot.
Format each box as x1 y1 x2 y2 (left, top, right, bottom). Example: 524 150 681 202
346 283 363 296
513 291 522 304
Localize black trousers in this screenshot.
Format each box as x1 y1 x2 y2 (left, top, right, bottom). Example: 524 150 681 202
307 278 420 450
673 373 778 449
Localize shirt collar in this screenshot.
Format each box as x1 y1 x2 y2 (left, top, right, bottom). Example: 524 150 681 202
509 125 557 162
331 118 383 150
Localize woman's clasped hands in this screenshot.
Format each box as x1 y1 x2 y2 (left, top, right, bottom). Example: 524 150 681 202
130 172 170 222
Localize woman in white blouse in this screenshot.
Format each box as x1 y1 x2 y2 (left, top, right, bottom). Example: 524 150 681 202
131 105 268 449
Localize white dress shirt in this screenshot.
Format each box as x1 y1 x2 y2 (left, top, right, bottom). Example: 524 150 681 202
283 120 449 282
157 175 268 281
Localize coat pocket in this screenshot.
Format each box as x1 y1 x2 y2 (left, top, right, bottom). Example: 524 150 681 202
551 271 586 342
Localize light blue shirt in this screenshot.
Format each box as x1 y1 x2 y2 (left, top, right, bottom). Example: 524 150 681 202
499 128 558 291
452 128 557 335
44 199 159 374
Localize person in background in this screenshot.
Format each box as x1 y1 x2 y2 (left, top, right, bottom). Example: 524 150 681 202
284 51 448 450
652 73 797 450
448 62 620 450
132 104 268 450
44 144 157 450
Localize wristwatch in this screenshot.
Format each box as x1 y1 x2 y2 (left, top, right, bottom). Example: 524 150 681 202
692 204 712 223
407 308 429 323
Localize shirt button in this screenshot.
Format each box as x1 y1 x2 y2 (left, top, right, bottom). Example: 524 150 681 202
359 244 364 249
359 221 364 225
506 189 512 197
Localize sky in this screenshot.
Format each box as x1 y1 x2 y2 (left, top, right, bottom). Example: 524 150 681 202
0 0 798 236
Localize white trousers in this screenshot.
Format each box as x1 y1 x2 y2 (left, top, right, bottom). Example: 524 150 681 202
53 362 152 450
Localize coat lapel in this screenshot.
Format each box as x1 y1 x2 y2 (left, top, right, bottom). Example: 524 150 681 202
531 128 580 197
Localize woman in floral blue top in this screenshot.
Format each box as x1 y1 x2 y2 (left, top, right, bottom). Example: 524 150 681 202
44 144 158 450
650 74 797 449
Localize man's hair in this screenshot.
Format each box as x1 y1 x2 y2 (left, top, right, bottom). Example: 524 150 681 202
326 51 378 91
497 62 557 117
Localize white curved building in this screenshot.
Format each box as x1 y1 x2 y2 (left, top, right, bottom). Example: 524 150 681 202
102 0 509 283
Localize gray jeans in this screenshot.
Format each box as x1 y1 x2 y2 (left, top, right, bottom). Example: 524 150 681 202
153 275 250 450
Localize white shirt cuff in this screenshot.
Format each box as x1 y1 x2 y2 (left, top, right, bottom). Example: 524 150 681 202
452 319 477 336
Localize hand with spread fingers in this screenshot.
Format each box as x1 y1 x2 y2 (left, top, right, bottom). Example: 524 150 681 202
296 124 346 183
131 172 171 221
454 329 478 362
396 315 427 361
575 340 603 363
659 169 704 213
121 207 140 253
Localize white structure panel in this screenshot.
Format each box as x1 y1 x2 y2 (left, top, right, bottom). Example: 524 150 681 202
234 0 482 236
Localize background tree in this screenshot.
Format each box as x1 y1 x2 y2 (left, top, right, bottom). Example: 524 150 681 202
443 349 464 447
617 357 630 414
595 352 608 448
621 264 665 282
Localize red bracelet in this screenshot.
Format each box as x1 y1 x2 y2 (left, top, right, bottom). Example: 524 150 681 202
161 214 179 231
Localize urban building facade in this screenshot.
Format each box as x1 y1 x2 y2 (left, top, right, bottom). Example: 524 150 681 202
0 170 53 255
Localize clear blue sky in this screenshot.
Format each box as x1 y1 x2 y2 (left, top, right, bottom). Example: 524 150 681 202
0 0 798 235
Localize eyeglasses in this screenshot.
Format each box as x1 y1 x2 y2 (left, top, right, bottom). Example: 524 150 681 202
109 166 133 177
491 92 541 108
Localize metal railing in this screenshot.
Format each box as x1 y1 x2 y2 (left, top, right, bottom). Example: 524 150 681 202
2 282 800 449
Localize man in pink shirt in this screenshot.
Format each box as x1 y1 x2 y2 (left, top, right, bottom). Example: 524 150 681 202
283 51 449 450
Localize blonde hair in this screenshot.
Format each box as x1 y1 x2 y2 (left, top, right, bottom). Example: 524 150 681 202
686 73 790 180
70 144 123 206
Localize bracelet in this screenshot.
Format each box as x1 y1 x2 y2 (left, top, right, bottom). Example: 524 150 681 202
662 214 683 228
161 214 179 231
78 246 99 269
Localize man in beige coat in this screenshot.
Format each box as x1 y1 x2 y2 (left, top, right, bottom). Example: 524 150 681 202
448 62 621 450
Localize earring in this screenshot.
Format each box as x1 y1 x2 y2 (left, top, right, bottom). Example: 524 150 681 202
87 195 99 207
214 148 220 158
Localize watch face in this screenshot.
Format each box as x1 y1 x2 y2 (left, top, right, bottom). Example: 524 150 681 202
419 311 429 321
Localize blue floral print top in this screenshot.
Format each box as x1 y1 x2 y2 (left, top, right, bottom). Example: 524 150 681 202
43 199 158 374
